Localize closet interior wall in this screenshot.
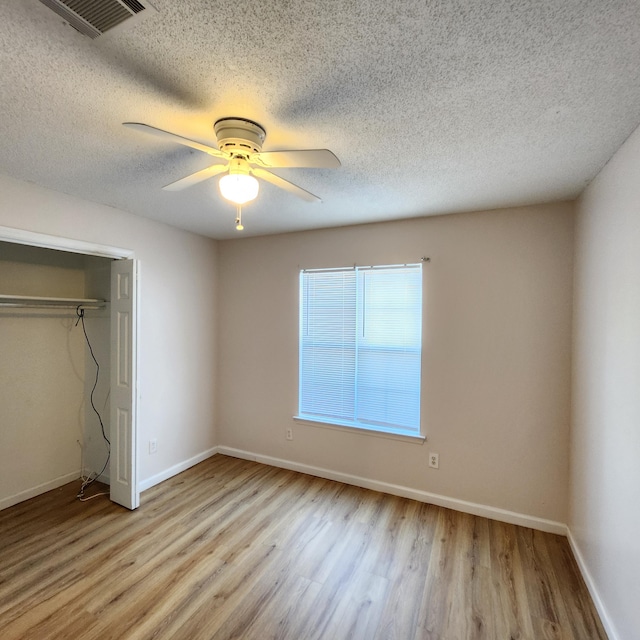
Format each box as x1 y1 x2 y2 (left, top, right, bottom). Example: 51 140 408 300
0 241 112 510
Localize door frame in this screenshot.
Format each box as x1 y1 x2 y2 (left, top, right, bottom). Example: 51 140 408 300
0 225 134 259
0 224 139 507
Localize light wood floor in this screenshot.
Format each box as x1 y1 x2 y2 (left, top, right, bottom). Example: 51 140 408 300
0 454 607 639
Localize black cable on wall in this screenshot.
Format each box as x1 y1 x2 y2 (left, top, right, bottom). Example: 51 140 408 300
75 306 110 500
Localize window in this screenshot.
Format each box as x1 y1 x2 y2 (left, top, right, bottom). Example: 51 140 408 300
297 263 422 437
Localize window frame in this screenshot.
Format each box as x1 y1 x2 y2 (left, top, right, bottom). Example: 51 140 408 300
295 263 425 442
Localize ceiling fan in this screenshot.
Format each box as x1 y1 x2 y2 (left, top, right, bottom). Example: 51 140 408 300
123 117 340 230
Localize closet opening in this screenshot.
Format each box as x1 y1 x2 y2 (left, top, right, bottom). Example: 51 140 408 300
0 227 138 511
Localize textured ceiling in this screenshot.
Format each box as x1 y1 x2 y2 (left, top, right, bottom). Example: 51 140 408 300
1 0 640 239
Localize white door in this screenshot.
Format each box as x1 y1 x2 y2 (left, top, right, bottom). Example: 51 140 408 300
110 259 139 509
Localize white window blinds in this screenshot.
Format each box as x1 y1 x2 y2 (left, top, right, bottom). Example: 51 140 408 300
299 264 422 435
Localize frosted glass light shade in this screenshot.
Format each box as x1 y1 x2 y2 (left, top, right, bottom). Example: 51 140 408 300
219 173 259 205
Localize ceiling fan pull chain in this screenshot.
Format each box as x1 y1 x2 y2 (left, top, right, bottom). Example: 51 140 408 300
235 204 244 231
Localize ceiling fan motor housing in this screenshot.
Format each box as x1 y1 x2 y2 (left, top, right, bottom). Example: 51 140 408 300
214 118 266 156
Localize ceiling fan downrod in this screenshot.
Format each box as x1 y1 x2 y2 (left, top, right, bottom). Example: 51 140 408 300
235 204 244 231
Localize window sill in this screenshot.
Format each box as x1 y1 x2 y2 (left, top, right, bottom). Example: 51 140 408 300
293 416 426 444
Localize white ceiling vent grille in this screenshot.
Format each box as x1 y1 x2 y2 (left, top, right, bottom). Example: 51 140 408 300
38 0 156 39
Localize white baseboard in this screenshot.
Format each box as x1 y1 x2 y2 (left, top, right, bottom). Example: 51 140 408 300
0 470 81 512
216 446 567 535
566 529 619 640
138 446 219 492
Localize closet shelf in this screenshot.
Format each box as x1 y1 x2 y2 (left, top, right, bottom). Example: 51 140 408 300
0 294 107 309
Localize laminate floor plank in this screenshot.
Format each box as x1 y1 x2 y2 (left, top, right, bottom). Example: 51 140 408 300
516 528 569 631
0 454 608 639
488 518 537 639
318 568 389 640
543 531 608 639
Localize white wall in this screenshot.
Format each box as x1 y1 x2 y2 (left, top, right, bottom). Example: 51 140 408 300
0 174 219 492
218 203 574 525
0 245 86 507
571 124 640 640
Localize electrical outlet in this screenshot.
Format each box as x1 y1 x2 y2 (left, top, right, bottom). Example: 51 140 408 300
286 428 293 441
429 452 439 469
149 439 158 454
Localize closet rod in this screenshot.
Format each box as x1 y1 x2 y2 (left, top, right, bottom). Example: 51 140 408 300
0 303 105 310
0 294 107 309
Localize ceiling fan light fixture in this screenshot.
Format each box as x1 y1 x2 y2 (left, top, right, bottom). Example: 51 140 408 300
125 118 340 213
219 173 259 205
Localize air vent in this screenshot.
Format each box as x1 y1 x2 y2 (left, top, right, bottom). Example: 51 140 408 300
39 0 155 39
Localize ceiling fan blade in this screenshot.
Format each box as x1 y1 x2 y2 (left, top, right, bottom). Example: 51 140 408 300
252 167 321 202
123 122 226 158
252 149 340 169
163 163 228 191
